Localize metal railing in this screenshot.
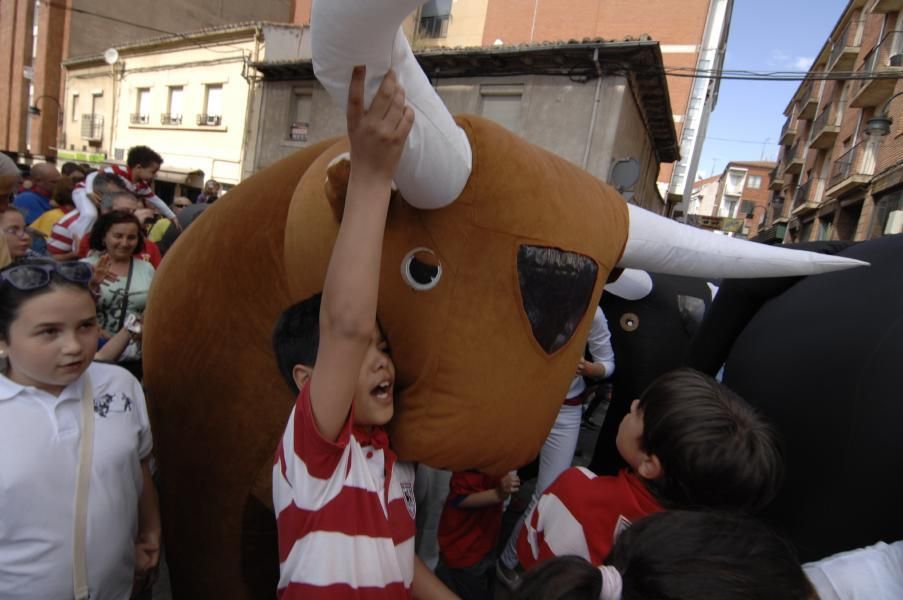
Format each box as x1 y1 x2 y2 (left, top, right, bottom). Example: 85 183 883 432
781 116 797 141
829 142 868 187
130 113 150 125
799 81 814 105
196 114 222 127
784 140 803 166
792 179 812 209
854 30 903 94
161 113 182 125
80 114 103 140
418 14 450 38
810 102 843 141
829 19 862 68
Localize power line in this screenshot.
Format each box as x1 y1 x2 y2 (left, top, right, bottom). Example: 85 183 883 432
40 0 252 57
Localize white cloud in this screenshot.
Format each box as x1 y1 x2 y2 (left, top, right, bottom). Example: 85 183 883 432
768 50 814 71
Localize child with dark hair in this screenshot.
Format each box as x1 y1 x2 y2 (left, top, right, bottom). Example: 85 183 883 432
516 368 783 571
514 511 816 600
271 67 454 599
101 146 178 225
435 470 520 599
0 258 160 598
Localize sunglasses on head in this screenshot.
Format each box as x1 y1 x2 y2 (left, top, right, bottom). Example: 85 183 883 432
0 261 93 291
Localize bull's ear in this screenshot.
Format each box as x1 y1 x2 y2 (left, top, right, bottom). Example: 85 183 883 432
325 153 351 222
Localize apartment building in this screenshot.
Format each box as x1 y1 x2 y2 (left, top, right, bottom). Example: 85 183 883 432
60 22 305 198
250 39 679 213
687 161 774 238
0 0 292 162
759 0 903 245
292 0 732 210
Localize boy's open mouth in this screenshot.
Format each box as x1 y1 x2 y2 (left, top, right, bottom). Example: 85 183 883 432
371 381 392 401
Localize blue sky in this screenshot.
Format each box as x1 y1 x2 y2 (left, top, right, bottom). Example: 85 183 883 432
696 0 850 178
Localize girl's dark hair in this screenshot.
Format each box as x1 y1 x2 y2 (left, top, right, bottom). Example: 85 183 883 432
272 294 322 394
88 210 145 255
607 510 816 600
638 368 783 513
53 176 76 209
514 556 601 600
0 258 92 340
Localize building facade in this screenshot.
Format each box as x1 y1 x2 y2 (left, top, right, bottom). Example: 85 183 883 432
250 40 680 213
60 23 305 198
292 0 733 208
759 0 903 245
0 0 292 162
687 161 774 238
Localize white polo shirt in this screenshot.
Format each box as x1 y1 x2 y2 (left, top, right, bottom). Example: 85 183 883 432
0 362 152 600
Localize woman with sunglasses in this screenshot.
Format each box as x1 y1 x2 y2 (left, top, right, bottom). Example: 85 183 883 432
84 211 155 380
0 258 161 600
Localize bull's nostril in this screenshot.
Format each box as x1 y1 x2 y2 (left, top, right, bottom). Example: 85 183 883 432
518 245 598 355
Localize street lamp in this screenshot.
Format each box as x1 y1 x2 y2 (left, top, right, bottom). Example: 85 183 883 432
865 91 903 137
28 95 63 124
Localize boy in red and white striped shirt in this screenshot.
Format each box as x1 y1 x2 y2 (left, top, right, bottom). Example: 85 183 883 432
271 66 455 600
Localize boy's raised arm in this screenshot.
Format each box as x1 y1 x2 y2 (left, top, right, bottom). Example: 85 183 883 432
309 66 414 442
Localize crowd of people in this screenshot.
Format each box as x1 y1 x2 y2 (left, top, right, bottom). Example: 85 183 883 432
0 67 899 600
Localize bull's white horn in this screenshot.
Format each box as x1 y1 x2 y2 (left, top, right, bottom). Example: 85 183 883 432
311 0 472 210
619 205 868 277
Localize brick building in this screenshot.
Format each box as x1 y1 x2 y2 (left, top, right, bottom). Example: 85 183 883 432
759 0 903 245
292 0 733 209
0 0 291 162
687 161 775 238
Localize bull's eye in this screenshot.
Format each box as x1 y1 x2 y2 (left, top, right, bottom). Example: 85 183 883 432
518 245 598 355
402 247 442 291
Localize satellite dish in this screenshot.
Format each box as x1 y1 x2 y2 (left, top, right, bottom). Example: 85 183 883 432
609 158 641 193
103 48 120 65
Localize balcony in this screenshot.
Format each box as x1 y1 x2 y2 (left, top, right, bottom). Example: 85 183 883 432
791 177 824 214
80 113 103 141
826 142 875 197
161 113 183 126
196 114 222 127
780 116 798 145
828 19 863 73
769 167 784 190
872 0 903 13
809 104 841 149
130 113 150 125
784 141 805 174
797 82 819 120
851 31 903 107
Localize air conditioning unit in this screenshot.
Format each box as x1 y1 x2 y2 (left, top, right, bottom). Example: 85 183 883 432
884 209 903 235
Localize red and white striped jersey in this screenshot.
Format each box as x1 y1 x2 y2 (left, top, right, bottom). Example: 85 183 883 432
47 209 81 255
273 382 417 599
517 467 663 569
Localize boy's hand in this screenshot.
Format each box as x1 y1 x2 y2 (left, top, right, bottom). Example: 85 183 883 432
133 532 161 594
499 472 521 496
346 66 414 184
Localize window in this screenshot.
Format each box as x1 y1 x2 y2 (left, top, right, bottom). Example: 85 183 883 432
71 93 79 122
723 199 738 218
132 88 150 124
740 200 756 217
199 84 223 126
817 216 834 240
418 0 451 38
164 86 183 125
289 88 312 141
747 174 762 189
480 85 523 133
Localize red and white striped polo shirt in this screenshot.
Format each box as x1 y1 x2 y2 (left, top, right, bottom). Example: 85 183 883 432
273 382 417 599
47 209 81 255
517 467 663 569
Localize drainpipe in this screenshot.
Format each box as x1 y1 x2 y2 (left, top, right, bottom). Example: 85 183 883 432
582 48 603 170
240 25 263 181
